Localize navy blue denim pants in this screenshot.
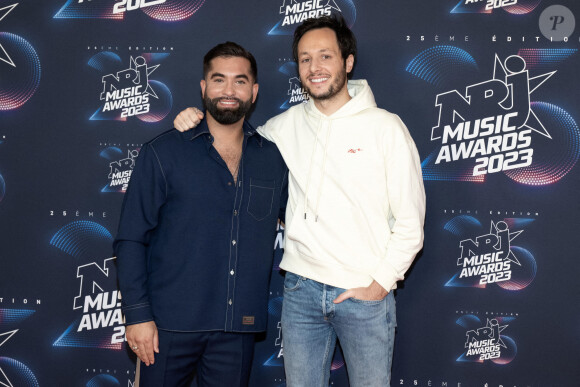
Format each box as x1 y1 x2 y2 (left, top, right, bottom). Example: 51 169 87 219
138 330 255 387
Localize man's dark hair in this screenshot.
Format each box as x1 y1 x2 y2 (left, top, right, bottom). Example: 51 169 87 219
292 15 357 71
203 41 258 82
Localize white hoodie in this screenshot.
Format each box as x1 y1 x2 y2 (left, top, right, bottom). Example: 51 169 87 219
258 80 425 291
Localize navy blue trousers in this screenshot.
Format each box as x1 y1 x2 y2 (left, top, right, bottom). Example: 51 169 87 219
138 330 255 387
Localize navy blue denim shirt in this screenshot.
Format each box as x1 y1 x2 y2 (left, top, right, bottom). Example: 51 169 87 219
114 120 287 333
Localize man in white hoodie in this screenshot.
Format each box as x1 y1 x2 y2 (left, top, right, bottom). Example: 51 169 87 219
174 16 425 387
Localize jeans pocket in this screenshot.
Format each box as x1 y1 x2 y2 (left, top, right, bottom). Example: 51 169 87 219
247 178 275 221
349 296 387 305
283 272 303 292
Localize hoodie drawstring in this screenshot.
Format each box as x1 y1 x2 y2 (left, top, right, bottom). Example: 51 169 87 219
303 114 322 220
313 119 333 222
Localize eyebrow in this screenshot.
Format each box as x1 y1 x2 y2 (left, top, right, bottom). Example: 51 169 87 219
298 48 335 56
210 72 250 81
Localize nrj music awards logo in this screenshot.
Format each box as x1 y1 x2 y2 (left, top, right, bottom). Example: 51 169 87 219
268 0 356 35
286 77 308 105
54 256 125 349
73 258 124 342
277 61 309 110
444 216 537 290
54 0 206 21
451 0 542 14
456 314 517 364
432 54 552 177
413 51 580 184
99 56 157 119
456 221 519 286
50 221 126 350
89 53 172 122
100 146 140 193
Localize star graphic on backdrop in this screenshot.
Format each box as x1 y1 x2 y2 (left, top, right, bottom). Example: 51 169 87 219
0 3 18 67
489 221 523 266
493 54 555 139
485 318 508 348
130 56 159 99
0 330 18 387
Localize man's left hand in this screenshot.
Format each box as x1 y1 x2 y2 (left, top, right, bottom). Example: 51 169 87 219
333 280 389 304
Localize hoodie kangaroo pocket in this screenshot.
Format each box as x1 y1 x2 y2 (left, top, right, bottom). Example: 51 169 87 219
247 178 275 221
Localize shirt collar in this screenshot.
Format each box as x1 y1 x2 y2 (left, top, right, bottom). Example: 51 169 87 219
183 116 262 147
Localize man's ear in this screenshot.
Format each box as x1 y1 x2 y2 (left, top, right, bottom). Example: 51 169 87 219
345 54 354 74
200 79 206 96
252 83 259 103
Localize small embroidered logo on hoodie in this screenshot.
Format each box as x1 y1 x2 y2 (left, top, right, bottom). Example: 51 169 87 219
348 148 362 154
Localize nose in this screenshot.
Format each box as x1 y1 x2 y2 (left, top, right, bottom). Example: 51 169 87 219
309 57 321 72
223 80 235 97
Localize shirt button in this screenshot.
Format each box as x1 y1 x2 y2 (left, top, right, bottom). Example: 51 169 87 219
228 299 233 305
230 270 234 275
233 210 238 216
232 240 236 245
228 182 232 186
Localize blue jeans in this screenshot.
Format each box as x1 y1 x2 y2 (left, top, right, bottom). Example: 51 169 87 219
281 272 396 387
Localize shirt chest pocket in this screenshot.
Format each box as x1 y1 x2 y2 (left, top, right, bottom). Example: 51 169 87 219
247 178 275 221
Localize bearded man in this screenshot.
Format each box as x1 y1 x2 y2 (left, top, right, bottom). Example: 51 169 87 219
114 42 288 387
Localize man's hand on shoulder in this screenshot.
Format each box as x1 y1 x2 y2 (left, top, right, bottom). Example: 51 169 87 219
126 321 159 366
174 107 204 132
333 280 389 304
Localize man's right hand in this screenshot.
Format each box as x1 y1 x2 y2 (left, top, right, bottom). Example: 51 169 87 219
174 107 204 132
126 321 159 366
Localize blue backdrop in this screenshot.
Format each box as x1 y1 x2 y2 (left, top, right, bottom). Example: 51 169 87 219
0 0 579 386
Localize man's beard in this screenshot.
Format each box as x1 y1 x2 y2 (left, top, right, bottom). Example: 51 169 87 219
303 66 347 101
203 95 253 125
